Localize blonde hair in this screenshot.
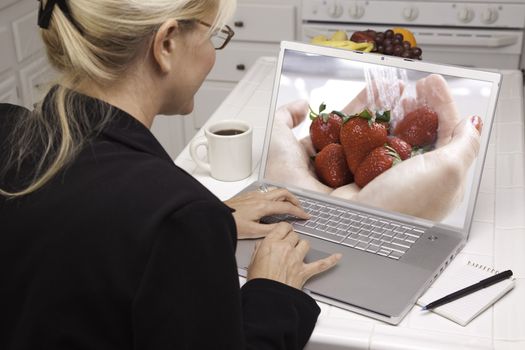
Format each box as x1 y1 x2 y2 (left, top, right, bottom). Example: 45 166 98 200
0 0 237 198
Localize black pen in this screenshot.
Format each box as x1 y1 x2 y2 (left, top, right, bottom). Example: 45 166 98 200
422 269 513 310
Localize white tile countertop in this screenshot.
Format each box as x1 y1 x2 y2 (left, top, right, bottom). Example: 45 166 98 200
175 57 525 350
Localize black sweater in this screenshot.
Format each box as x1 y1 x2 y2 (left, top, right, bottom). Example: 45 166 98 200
0 93 320 350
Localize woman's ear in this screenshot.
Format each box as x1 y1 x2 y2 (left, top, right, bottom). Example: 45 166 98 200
151 19 180 74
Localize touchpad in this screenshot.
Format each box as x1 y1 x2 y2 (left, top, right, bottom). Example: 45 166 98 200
304 248 331 264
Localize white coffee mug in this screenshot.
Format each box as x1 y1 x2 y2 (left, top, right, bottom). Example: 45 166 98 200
189 120 253 181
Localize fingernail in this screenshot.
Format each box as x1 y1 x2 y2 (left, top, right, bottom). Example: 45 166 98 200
470 115 483 134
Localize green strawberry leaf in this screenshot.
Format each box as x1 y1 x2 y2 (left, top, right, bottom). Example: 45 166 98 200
331 110 351 123
309 102 330 121
321 113 330 123
375 110 391 123
359 109 373 120
308 104 318 121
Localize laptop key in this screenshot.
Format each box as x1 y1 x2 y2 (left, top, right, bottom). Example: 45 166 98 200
391 240 410 249
383 230 394 237
358 229 371 237
394 232 409 240
367 245 380 253
317 218 329 225
355 241 368 250
326 226 338 235
389 251 404 260
341 218 352 225
316 224 327 232
381 244 406 254
293 219 308 227
341 237 358 247
405 237 417 244
305 221 318 229
295 226 340 243
405 231 422 238
358 236 372 245
377 249 390 256
370 232 383 240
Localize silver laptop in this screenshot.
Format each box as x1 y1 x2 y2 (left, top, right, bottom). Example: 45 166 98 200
235 41 501 325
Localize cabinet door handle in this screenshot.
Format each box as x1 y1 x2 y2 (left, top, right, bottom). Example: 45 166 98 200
236 64 246 71
234 21 244 28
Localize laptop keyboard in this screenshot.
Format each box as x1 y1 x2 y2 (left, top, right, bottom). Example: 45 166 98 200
262 195 425 260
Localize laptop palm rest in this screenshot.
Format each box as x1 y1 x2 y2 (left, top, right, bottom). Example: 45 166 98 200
237 235 440 320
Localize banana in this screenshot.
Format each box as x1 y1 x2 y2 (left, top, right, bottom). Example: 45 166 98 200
315 39 374 52
362 43 374 53
331 30 348 41
311 34 328 44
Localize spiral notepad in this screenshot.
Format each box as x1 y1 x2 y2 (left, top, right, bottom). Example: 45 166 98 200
417 260 515 326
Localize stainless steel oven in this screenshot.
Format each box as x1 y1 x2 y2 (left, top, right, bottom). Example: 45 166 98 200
301 0 525 69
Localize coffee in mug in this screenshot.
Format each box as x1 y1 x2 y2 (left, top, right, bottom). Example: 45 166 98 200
213 129 246 136
190 120 252 181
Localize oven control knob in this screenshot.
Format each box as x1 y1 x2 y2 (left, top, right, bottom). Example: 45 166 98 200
481 8 499 24
327 3 343 19
348 3 365 19
457 7 474 23
402 6 419 21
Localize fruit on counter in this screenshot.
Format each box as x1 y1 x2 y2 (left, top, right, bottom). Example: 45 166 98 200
350 30 375 43
354 145 402 188
331 30 349 41
309 102 344 152
317 40 374 52
311 34 328 44
340 109 389 174
310 30 374 52
392 27 417 47
351 27 423 59
314 143 354 188
394 105 439 147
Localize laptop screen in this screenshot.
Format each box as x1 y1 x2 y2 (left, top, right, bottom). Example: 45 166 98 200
262 43 500 232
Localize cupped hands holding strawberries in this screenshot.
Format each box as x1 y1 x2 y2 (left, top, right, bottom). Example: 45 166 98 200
266 74 483 221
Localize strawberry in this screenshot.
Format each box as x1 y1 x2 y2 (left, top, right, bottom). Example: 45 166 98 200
394 105 438 147
354 146 401 188
309 103 344 152
314 143 353 188
386 136 412 160
340 109 389 174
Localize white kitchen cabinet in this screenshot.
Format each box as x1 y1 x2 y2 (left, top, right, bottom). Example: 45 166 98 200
12 10 43 63
0 76 19 104
208 41 281 82
0 0 53 110
229 3 296 43
0 25 14 74
150 115 187 160
19 56 57 107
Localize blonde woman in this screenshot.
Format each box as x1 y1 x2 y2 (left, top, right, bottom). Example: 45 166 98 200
0 0 340 349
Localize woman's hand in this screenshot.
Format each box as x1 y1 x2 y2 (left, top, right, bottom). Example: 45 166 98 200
332 115 482 220
224 188 310 239
265 100 333 194
247 222 341 289
332 74 483 220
